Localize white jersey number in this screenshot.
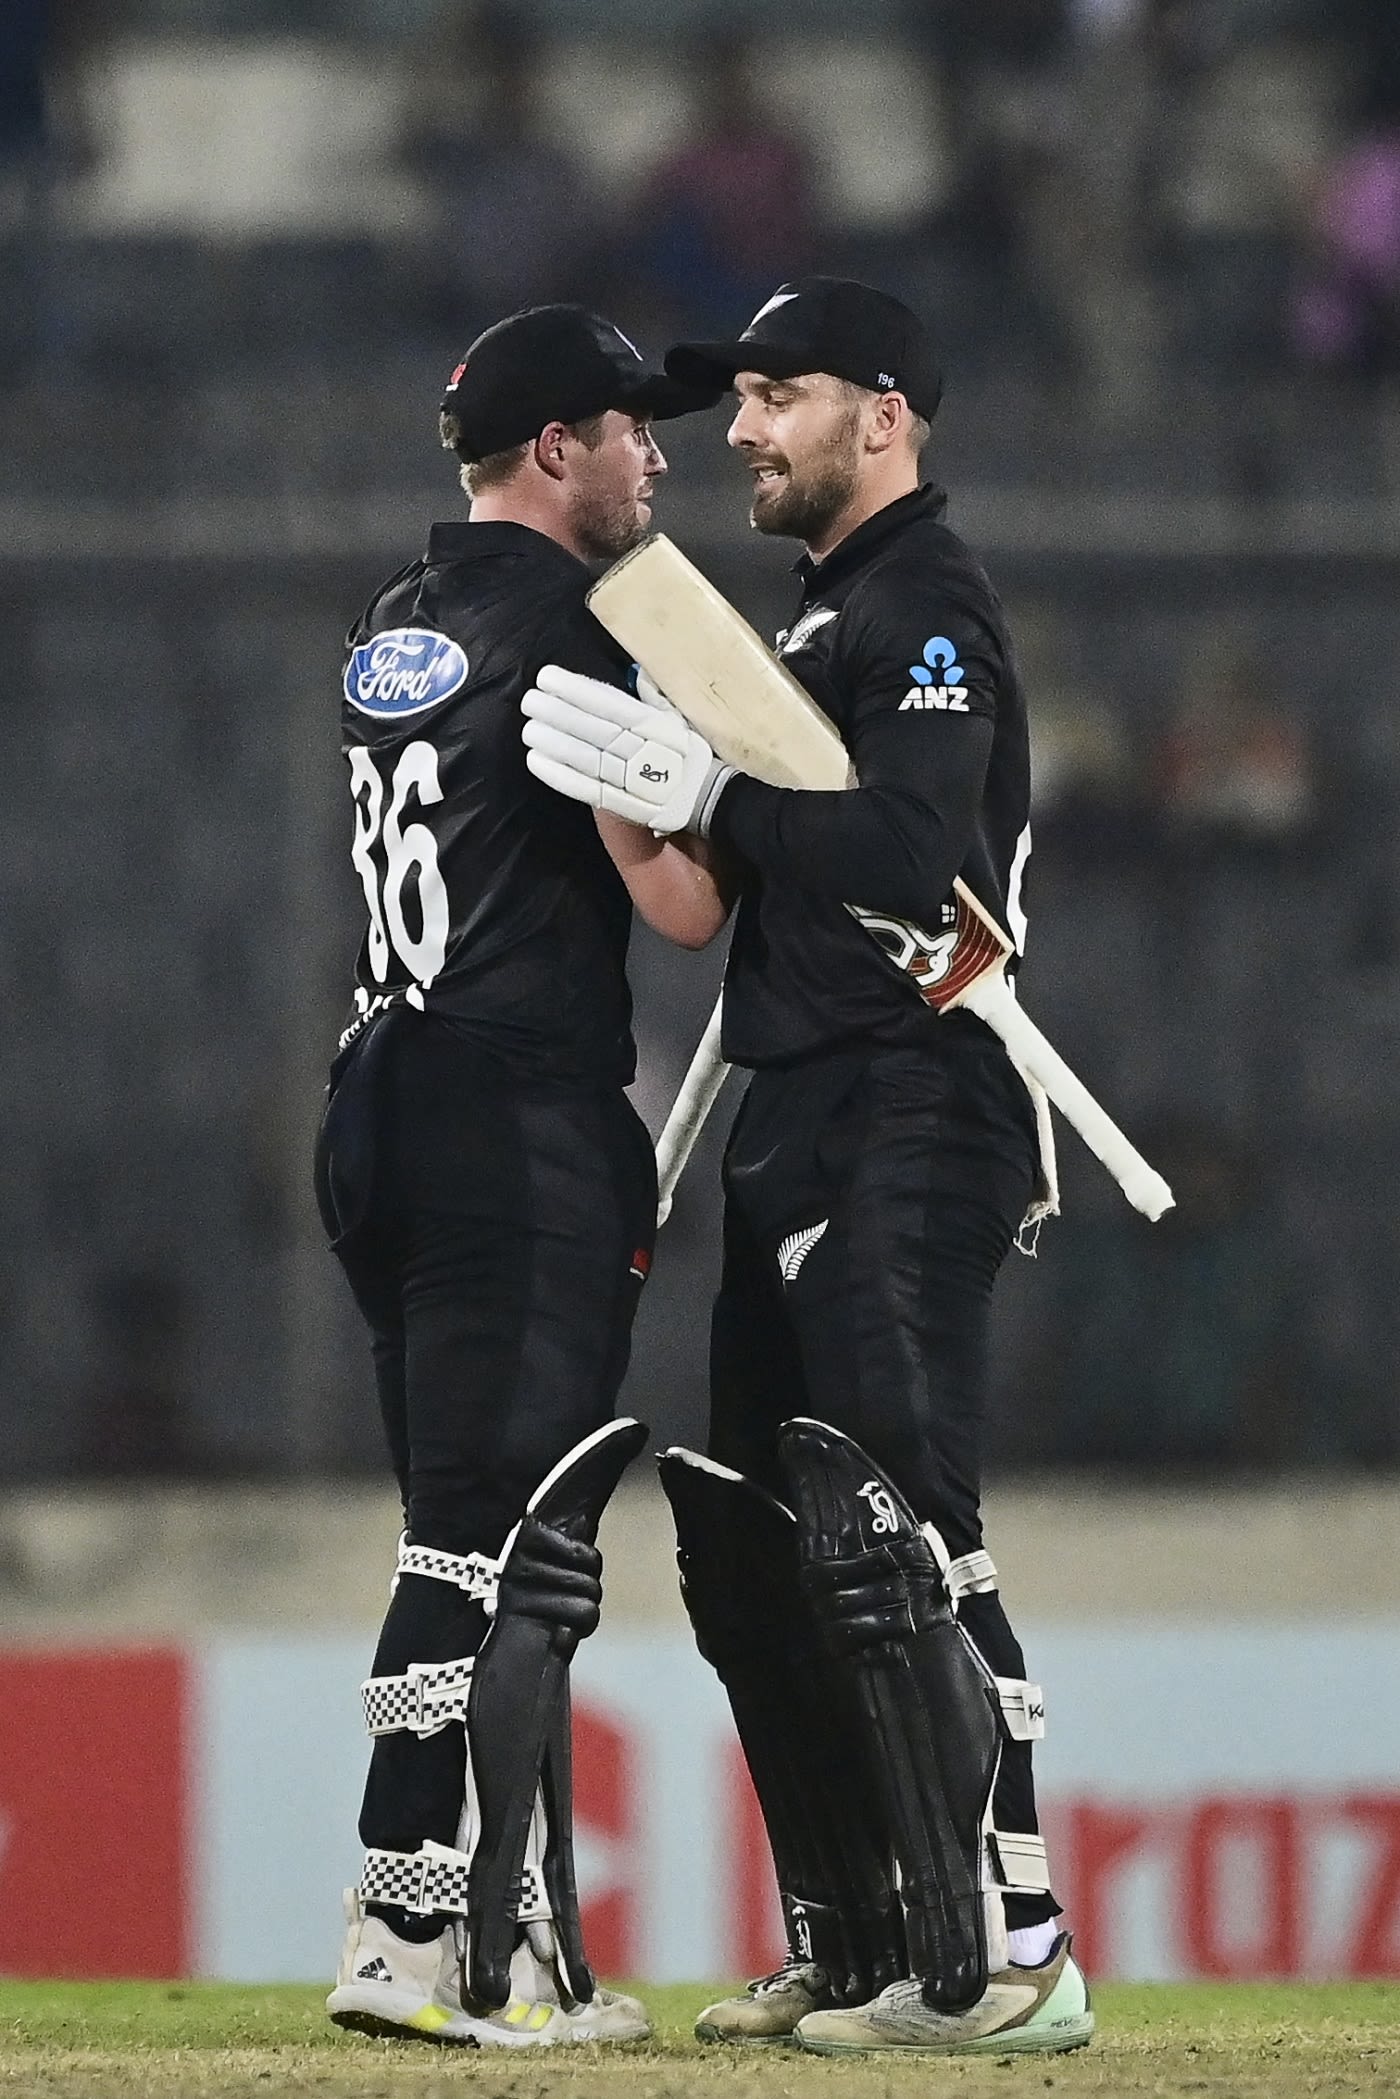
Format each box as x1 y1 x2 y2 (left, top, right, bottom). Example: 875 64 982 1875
348 741 449 987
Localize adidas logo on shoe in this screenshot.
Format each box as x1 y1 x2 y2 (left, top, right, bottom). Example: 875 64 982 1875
354 1957 392 1982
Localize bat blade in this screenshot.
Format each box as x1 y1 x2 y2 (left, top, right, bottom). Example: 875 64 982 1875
588 535 851 791
589 534 1007 1007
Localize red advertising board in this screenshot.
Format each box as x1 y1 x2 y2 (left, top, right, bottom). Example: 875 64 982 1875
574 1699 637 1977
3 1637 1400 1985
0 1647 189 1978
1056 1793 1400 1980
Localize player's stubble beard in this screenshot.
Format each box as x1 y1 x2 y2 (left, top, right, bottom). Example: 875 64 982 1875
569 471 652 563
747 402 863 545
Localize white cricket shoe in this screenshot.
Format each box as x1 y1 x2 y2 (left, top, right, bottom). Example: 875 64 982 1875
327 1889 481 2043
795 1932 1094 2057
327 1891 650 2047
509 1920 652 2042
546 1983 651 2041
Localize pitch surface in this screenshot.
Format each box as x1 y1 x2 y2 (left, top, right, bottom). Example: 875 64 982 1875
2 1980 1398 2096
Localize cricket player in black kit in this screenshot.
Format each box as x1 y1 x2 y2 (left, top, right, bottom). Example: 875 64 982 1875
315 305 717 2049
521 279 1093 2058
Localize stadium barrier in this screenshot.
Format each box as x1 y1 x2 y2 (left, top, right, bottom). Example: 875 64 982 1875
3 1625 1399 1983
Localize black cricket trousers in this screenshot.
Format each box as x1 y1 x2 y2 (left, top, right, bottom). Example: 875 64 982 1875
315 1008 656 1856
709 1030 1057 1929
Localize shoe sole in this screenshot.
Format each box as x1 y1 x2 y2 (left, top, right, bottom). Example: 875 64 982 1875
328 2007 480 2047
799 2013 1096 2058
330 2003 650 2049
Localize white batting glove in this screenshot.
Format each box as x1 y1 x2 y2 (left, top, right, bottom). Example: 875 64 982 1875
522 665 735 836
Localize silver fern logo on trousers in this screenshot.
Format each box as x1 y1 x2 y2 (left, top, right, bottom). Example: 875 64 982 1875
777 1220 828 1284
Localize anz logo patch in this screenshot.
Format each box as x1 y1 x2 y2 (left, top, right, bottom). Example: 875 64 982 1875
344 628 469 718
899 635 968 711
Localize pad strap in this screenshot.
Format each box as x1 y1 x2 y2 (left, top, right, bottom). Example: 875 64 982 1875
915 1542 1042 1739
987 1828 1051 1894
362 1656 475 1738
360 1838 549 1921
995 1676 1045 1741
361 1839 474 1917
395 1535 502 1604
946 1549 999 1599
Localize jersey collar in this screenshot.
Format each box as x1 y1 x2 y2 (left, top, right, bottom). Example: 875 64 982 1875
426 519 591 571
793 482 948 597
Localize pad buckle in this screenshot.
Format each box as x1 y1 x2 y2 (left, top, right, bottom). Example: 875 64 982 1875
361 1839 474 1917
361 1656 475 1738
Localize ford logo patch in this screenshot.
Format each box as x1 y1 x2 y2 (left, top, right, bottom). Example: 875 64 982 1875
344 627 469 717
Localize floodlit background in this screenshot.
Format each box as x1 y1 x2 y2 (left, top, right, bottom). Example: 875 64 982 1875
2 0 1399 1988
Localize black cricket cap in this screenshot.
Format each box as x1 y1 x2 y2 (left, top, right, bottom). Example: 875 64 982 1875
440 304 721 462
666 276 942 421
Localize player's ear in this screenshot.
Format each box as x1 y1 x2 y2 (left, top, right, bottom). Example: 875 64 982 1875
865 391 907 456
534 421 572 480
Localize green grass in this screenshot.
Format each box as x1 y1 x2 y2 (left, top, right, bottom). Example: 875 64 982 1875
1 1979 1399 2097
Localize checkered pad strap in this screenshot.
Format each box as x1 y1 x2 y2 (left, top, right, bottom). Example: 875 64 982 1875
517 1859 547 1921
360 1839 473 1918
995 1676 1045 1741
945 1548 999 1600
987 1828 1051 1894
395 1536 502 1604
361 1656 475 1738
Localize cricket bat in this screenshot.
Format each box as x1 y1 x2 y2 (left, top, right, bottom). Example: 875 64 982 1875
653 998 726 1226
589 534 1174 1224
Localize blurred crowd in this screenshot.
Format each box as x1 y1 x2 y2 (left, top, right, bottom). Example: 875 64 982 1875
3 0 1400 396
3 0 1399 1485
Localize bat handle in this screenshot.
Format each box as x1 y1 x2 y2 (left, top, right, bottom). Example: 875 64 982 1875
655 998 731 1226
963 976 1175 1222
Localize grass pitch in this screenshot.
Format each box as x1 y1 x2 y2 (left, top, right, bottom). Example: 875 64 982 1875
1 1979 1398 2098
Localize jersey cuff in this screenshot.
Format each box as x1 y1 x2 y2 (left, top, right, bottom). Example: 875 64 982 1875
705 770 772 859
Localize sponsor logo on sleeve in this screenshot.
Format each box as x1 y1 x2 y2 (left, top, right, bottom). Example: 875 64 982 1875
899 635 969 710
344 628 469 718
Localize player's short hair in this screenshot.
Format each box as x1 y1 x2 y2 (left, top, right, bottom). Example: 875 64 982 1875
455 437 528 494
444 410 612 495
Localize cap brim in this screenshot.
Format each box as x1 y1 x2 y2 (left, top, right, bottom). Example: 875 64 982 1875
665 340 814 391
618 370 724 421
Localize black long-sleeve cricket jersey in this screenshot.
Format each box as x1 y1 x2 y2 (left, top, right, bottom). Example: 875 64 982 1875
708 484 1032 1068
337 521 636 1085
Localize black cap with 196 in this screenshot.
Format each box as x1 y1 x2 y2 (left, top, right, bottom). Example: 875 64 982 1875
666 276 942 421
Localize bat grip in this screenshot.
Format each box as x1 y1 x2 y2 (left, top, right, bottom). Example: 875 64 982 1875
655 999 730 1226
963 976 1175 1222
